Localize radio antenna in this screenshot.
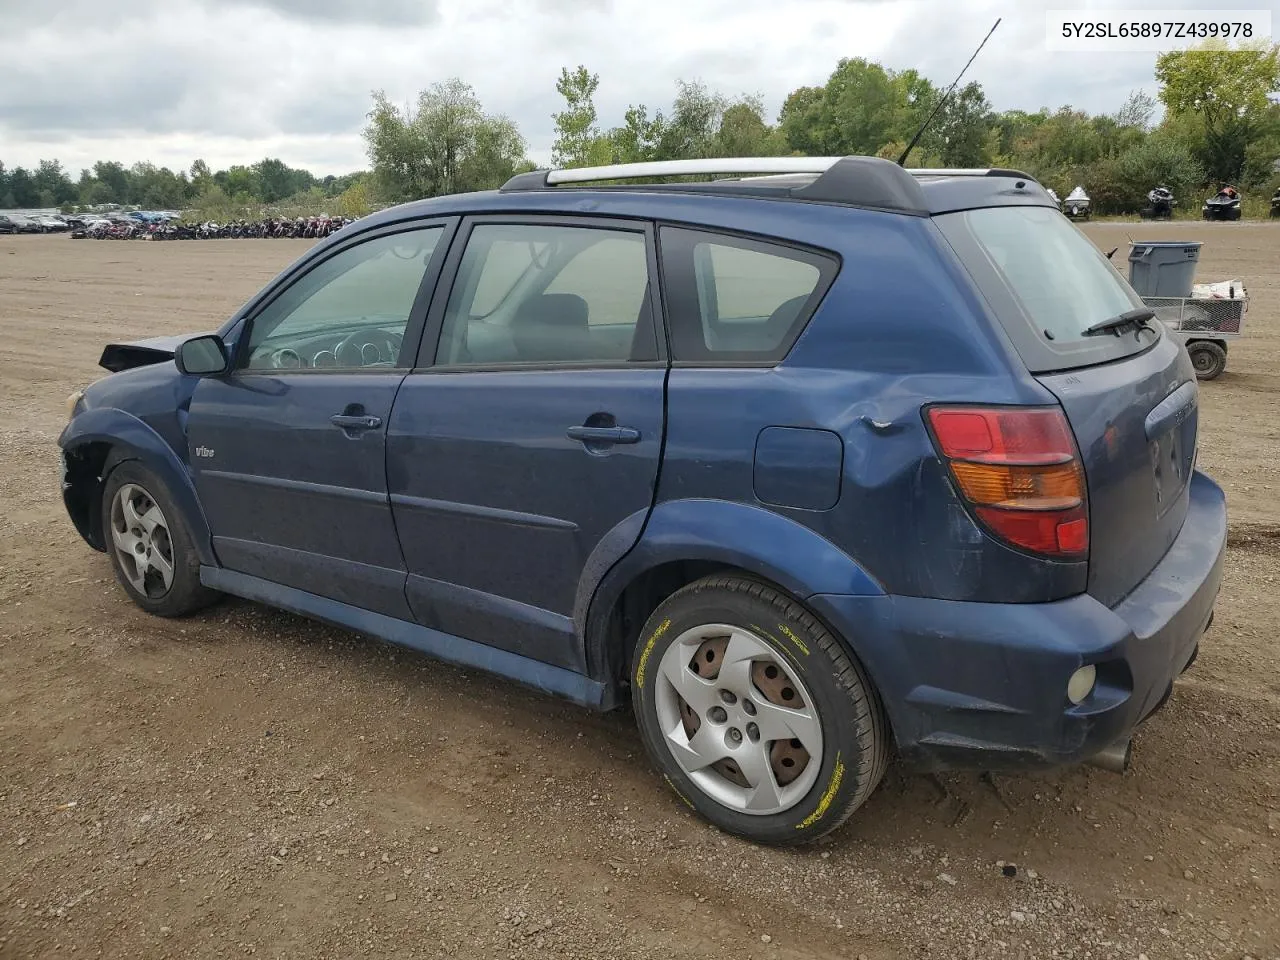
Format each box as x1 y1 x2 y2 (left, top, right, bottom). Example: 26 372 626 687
897 17 1001 166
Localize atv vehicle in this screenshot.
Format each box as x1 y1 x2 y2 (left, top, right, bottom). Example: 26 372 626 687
1141 186 1175 220
1202 187 1241 221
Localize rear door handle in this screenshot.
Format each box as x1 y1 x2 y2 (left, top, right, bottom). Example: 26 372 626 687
330 414 382 431
566 425 641 444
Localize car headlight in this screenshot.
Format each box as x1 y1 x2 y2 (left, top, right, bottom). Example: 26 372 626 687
66 390 85 420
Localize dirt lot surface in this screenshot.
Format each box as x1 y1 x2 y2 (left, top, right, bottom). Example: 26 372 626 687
1 226 1277 960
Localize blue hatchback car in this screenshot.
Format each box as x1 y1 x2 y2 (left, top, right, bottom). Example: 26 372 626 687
59 157 1225 844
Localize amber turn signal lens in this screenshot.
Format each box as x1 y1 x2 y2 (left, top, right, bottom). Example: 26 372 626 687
948 461 1084 510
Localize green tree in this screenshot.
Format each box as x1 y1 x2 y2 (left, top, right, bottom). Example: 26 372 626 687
364 80 529 202
778 86 826 155
714 97 785 156
654 80 726 160
254 157 292 202
217 165 261 199
809 58 901 155
1115 89 1156 130
606 104 666 163
252 157 315 202
92 161 130 204
333 177 375 217
34 159 76 205
1087 136 1204 213
190 159 213 195
931 82 996 167
80 179 114 206
1156 40 1280 182
7 167 38 207
552 65 607 167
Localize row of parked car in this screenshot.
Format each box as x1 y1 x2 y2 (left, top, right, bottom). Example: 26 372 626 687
0 211 179 235
0 212 75 233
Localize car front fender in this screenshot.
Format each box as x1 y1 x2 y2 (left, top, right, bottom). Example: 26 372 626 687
59 407 217 566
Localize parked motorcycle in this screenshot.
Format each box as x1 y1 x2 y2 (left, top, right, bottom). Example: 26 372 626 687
1141 186 1175 220
1063 185 1091 220
1202 186 1242 221
68 214 353 240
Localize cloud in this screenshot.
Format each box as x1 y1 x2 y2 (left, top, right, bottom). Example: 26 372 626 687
0 0 1182 175
222 0 443 25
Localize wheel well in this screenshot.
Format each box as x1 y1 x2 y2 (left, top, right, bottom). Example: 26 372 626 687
594 560 894 742
63 441 114 551
598 561 728 682
599 561 830 687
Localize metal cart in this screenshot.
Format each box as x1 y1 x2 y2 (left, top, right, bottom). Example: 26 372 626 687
1141 286 1248 380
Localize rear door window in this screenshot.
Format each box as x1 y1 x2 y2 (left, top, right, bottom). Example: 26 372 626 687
935 206 1158 372
433 221 656 366
659 227 836 363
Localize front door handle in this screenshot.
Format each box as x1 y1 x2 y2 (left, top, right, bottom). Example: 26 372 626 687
566 425 641 445
330 414 382 431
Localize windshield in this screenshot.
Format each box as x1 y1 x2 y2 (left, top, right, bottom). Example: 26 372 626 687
936 206 1157 373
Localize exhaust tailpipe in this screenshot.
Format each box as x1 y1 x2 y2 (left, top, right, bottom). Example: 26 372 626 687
1086 739 1132 774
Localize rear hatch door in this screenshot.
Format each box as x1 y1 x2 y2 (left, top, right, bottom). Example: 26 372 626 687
935 205 1197 607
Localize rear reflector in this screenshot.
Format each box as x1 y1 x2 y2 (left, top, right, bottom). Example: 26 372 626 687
928 405 1088 561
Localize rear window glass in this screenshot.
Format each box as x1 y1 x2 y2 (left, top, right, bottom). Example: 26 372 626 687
660 227 836 362
936 206 1157 372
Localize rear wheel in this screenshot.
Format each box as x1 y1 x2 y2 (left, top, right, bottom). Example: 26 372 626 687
1187 341 1227 381
102 462 220 617
631 575 888 845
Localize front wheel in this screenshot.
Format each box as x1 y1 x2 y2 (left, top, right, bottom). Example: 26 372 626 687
632 575 889 845
102 462 221 617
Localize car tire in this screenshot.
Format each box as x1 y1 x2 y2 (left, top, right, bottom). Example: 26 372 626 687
1187 341 1227 381
101 461 221 617
631 574 888 845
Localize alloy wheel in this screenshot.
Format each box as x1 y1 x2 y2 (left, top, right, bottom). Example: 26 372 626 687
109 483 175 599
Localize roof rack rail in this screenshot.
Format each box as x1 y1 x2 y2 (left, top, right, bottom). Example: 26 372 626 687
498 156 1039 214
502 156 929 213
542 157 843 184
910 167 1038 180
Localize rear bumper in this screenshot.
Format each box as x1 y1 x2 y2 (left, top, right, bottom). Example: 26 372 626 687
811 470 1226 772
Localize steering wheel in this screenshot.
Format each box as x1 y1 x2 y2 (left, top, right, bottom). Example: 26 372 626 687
335 328 404 367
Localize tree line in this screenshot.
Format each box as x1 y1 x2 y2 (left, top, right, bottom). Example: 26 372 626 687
5 40 1277 219
363 40 1280 216
0 156 370 218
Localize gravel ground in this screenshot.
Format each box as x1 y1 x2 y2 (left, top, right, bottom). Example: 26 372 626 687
0 226 1276 960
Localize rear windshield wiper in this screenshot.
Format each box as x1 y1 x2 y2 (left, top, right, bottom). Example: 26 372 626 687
1082 307 1155 337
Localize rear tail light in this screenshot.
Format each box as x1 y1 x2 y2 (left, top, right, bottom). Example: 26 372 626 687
926 406 1088 560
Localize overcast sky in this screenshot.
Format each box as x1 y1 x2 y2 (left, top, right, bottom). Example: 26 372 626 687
0 0 1224 176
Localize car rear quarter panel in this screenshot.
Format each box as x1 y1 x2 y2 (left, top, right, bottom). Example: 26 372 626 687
657 210 1086 603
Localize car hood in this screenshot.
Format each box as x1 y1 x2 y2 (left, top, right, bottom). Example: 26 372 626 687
99 333 209 373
